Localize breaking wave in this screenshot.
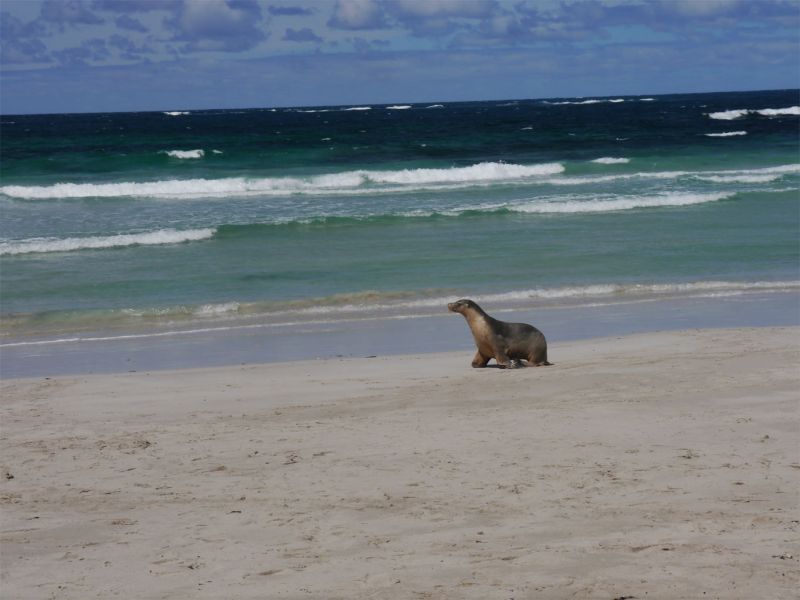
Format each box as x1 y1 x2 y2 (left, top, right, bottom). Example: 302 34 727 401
709 106 799 120
705 131 747 137
510 192 734 214
2 162 795 202
591 157 630 164
0 228 216 255
0 161 565 200
162 149 205 159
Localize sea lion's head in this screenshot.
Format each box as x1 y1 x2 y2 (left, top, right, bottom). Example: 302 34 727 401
448 299 478 314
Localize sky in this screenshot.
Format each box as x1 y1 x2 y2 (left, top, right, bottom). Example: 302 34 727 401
1 0 798 114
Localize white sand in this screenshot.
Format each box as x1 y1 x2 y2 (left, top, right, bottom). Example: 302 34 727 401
1 327 798 599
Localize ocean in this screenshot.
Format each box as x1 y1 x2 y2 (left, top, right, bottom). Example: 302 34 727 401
1 89 798 375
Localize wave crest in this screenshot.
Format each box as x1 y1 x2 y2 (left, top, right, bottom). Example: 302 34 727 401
709 106 799 120
0 161 565 200
705 131 747 137
162 149 205 159
591 157 630 164
511 192 734 214
1 228 216 255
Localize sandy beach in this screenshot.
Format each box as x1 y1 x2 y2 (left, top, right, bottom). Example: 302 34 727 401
1 327 798 599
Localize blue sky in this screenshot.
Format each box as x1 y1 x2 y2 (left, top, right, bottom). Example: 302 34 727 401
1 0 798 114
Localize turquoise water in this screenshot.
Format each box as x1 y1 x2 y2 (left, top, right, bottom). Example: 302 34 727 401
1 89 798 344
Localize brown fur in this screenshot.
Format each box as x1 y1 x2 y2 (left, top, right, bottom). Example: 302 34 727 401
448 299 552 369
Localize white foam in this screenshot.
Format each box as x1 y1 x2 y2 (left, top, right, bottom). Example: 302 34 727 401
752 164 800 174
365 162 564 185
695 174 781 184
4 162 794 202
425 104 444 109
705 131 747 137
591 157 630 164
708 109 749 120
162 149 204 159
639 98 655 102
512 192 734 214
544 163 798 187
756 106 800 117
482 280 800 303
212 149 224 154
709 106 799 120
0 162 565 200
387 105 412 110
195 302 241 316
343 106 371 111
545 98 624 105
0 228 216 255
163 111 189 116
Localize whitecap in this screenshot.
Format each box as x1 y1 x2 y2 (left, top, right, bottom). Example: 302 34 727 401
163 111 189 116
756 106 800 117
0 228 216 255
364 162 564 185
704 131 747 137
708 109 749 120
709 106 799 120
544 99 617 105
543 163 798 187
512 192 734 214
387 105 412 110
0 161 565 200
343 106 371 111
694 174 781 184
591 157 630 164
425 104 444 109
162 149 204 159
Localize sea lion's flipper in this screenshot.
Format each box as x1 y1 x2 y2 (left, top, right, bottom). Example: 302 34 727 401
471 351 490 368
495 351 516 369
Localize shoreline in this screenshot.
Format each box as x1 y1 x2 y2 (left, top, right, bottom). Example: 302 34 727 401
2 326 798 598
2 290 798 378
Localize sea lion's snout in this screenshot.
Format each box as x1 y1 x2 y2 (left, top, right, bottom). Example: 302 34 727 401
448 300 466 312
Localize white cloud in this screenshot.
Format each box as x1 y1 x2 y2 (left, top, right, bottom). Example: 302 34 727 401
328 0 386 30
168 0 266 52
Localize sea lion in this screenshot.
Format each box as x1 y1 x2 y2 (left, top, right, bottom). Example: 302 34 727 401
448 299 552 369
